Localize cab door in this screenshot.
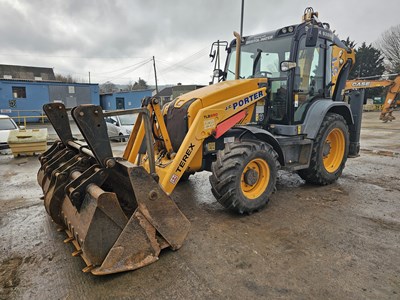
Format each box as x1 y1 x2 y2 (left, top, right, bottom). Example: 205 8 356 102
293 36 329 123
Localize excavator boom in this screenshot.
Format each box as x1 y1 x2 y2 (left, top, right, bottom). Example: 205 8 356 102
345 75 400 122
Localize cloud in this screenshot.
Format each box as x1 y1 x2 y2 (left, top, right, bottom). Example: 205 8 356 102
0 0 399 85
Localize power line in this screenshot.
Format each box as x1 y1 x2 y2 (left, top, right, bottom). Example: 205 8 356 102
157 59 205 75
92 58 153 75
157 47 209 75
104 58 153 82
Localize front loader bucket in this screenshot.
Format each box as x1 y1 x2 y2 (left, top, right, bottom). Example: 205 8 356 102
37 103 190 275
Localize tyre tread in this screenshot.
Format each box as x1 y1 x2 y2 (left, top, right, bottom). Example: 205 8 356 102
210 140 279 214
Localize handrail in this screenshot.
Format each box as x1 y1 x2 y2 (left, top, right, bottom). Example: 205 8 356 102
10 114 47 128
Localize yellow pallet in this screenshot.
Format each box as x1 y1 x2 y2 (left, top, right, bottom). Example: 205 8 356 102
8 129 48 157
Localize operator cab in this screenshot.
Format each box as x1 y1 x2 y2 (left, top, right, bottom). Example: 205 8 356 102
214 14 336 130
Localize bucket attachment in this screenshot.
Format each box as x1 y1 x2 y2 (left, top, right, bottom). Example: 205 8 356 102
38 103 190 275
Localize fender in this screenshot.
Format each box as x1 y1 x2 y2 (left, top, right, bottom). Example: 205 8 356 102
234 126 285 166
302 99 354 139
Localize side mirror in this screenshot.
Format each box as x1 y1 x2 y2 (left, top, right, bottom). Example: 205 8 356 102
213 69 226 78
19 125 25 130
280 61 297 72
306 26 318 47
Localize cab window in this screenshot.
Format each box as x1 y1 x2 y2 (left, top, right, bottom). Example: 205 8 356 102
105 117 117 125
293 37 326 123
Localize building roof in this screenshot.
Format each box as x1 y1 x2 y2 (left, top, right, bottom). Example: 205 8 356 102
100 88 154 96
174 84 204 89
0 78 98 86
155 86 173 97
0 64 55 81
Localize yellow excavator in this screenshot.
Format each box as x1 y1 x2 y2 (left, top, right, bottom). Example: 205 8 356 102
38 8 359 275
345 74 400 122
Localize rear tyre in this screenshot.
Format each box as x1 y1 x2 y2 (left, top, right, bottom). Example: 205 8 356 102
210 140 278 214
298 113 349 185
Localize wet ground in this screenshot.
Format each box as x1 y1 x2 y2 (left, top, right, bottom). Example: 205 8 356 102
0 111 399 299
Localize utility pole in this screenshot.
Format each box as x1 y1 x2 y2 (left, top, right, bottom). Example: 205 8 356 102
153 56 159 99
240 0 244 37
234 0 244 80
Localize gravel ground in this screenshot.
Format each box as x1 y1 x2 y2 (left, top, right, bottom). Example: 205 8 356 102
0 111 399 299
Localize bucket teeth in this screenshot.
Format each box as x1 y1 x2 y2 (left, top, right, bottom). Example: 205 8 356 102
63 236 74 243
72 249 83 257
38 103 191 275
82 265 94 273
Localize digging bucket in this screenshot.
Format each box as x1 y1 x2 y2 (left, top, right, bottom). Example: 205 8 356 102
37 103 190 275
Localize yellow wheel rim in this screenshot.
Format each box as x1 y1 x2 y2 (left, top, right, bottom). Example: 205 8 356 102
323 128 345 173
241 158 270 199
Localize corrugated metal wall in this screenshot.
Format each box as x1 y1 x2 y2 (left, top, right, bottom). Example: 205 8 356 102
48 85 91 107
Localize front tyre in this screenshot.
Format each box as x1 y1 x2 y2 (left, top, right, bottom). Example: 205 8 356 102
210 140 278 214
298 113 349 185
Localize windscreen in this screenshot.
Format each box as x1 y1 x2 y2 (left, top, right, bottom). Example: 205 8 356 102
0 118 17 130
226 36 292 80
118 114 138 126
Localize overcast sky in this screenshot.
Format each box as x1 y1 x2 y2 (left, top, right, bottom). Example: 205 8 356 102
0 0 399 86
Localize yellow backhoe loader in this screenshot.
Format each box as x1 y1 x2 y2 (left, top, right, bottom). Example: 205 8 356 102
38 7 360 275
345 74 400 122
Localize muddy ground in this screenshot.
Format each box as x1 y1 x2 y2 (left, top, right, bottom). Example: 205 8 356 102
0 111 399 299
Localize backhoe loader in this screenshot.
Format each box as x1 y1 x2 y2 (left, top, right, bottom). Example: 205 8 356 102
345 74 400 122
38 7 361 275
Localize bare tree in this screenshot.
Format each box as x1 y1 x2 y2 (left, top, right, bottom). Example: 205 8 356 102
100 81 117 93
376 24 400 73
128 77 149 90
55 73 78 83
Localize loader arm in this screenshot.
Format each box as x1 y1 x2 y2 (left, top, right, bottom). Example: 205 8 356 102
124 81 268 195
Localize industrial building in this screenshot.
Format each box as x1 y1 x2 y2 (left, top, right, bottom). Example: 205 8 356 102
100 89 153 110
0 64 99 122
154 84 205 105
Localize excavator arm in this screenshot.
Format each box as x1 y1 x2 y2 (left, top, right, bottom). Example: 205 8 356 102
344 75 400 122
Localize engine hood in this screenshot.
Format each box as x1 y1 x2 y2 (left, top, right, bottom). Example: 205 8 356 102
171 78 268 109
